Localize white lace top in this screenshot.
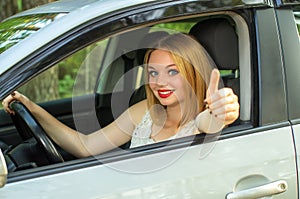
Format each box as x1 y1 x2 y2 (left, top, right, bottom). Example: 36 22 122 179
130 111 200 148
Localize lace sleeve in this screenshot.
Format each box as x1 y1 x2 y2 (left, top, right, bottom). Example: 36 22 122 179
130 111 155 148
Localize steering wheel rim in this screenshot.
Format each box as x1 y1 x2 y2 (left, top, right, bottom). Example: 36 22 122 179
10 101 64 164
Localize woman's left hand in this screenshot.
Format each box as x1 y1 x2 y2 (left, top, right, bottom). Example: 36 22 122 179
204 69 240 125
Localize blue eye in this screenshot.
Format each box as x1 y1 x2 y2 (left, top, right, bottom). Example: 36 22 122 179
149 70 158 77
168 69 179 76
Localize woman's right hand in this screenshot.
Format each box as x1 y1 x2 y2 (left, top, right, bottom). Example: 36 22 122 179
2 91 32 115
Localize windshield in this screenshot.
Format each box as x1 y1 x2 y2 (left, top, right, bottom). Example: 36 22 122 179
0 13 66 54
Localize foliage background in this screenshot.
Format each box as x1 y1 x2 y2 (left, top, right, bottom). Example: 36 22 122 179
0 0 56 21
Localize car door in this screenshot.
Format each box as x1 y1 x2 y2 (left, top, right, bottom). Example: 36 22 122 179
279 3 300 194
0 0 298 198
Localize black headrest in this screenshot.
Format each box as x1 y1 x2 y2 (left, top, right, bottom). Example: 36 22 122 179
189 18 239 70
137 31 169 65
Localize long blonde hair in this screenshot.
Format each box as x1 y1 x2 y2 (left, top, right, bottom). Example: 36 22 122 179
144 33 215 126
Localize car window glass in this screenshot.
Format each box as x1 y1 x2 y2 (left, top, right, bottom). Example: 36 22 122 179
0 13 66 54
18 38 109 103
294 10 300 37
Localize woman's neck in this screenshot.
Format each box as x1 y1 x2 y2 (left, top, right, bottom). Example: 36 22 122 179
165 104 182 126
150 104 183 141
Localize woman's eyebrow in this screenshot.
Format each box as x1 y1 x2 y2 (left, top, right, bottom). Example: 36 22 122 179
147 65 156 70
166 64 176 68
147 64 176 69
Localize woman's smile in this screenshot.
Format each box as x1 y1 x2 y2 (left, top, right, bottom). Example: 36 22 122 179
158 89 174 98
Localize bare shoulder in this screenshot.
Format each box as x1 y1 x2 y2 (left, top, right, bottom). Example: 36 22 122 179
128 100 148 125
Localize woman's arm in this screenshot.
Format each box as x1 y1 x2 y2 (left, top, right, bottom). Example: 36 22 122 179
2 92 147 158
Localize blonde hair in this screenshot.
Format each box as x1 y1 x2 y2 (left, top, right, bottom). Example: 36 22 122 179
144 33 215 126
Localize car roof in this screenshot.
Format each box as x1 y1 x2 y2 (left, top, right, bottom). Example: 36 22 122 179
0 0 158 75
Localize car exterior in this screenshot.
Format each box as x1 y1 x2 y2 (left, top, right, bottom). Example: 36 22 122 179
0 0 299 198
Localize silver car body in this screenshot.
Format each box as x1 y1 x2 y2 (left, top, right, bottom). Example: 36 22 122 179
0 0 299 198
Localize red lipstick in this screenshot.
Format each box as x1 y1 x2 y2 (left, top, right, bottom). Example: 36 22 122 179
158 90 173 98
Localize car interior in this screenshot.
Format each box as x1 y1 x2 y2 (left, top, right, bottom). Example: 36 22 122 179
0 12 251 172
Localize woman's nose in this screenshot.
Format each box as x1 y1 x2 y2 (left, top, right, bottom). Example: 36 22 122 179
156 74 168 86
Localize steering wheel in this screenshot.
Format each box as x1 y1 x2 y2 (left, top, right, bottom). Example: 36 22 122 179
10 101 64 164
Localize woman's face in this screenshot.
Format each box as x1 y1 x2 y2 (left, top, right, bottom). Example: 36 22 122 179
147 50 186 107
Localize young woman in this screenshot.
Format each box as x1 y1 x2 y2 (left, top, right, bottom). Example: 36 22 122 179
2 33 239 158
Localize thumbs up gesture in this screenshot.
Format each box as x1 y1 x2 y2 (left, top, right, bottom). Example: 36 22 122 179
206 69 239 125
195 69 239 133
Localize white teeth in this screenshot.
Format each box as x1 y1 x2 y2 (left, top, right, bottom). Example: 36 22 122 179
160 91 171 94
158 90 173 95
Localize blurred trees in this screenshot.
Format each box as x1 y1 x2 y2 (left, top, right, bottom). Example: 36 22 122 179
0 0 56 21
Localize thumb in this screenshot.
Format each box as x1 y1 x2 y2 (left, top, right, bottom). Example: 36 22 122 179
207 69 220 97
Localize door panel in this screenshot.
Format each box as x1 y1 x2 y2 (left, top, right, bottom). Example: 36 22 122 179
0 126 296 198
0 110 21 146
291 124 300 195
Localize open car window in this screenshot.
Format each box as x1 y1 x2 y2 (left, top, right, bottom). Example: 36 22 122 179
0 12 251 175
17 12 250 143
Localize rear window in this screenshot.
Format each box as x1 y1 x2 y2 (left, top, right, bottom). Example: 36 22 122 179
0 13 66 54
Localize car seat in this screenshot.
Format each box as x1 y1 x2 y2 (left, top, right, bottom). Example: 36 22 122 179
189 17 240 98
